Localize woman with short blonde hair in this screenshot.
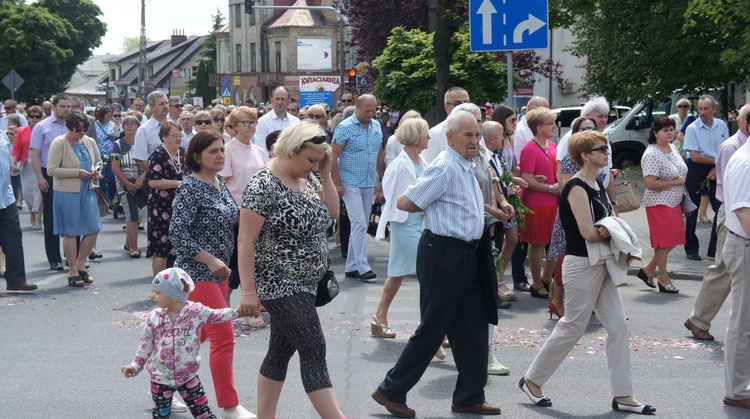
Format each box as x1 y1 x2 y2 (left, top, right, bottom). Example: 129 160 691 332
273 122 330 158
306 104 329 130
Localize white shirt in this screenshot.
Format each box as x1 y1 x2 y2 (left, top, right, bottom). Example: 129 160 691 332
133 117 164 162
385 135 403 168
253 110 299 153
724 141 750 238
421 119 448 164
513 117 533 163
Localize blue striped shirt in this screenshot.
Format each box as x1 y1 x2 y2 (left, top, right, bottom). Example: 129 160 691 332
405 147 484 242
332 115 382 187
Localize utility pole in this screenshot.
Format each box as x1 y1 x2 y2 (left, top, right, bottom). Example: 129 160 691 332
138 0 147 99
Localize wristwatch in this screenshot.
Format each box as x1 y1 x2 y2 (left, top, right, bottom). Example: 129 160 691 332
611 200 619 207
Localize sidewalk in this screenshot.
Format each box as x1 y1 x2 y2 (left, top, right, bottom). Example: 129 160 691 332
618 173 714 281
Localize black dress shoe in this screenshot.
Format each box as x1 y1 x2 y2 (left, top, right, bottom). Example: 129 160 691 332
514 282 531 292
7 283 38 291
359 270 377 282
497 300 512 309
686 253 702 261
344 270 359 278
612 398 656 414
50 262 64 271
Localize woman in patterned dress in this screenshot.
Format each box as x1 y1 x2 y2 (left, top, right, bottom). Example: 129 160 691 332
169 130 254 419
638 116 686 293
238 122 345 418
147 121 188 276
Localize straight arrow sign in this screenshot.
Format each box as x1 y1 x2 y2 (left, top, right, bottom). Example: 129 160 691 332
478 0 497 44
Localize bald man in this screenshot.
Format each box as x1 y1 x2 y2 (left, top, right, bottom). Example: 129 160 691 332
513 96 550 163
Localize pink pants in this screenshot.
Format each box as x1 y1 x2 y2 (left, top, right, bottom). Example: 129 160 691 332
189 280 238 408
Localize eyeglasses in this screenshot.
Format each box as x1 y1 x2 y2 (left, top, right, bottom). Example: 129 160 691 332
677 105 689 109
166 134 182 139
236 120 258 127
28 114 42 119
341 99 353 103
3 106 13 110
195 119 211 125
590 145 610 153
171 104 183 108
113 114 121 118
73 125 90 133
306 135 328 144
213 118 225 124
447 101 470 107
308 114 324 120
579 126 597 131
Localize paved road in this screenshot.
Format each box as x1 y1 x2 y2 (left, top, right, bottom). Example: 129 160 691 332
1 206 743 418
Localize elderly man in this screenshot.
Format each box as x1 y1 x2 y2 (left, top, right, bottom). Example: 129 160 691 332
514 96 550 163
179 111 195 144
69 97 97 139
253 86 299 153
685 104 750 342
421 87 470 164
340 93 354 108
684 95 729 261
0 129 35 291
42 101 53 118
167 96 183 122
372 110 501 417
720 129 750 410
1 100 28 130
331 94 384 282
30 93 72 271
132 91 172 170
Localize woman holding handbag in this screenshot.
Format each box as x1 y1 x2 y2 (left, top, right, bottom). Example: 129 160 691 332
638 116 687 293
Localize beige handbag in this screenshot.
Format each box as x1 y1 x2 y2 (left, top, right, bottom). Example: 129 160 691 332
614 172 641 213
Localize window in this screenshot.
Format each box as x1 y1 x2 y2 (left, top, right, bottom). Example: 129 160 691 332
249 5 255 26
250 43 257 72
110 69 116 82
234 4 241 27
274 41 281 72
236 44 242 73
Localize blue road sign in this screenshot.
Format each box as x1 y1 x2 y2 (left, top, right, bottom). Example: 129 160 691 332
221 87 232 97
220 75 232 88
469 0 548 52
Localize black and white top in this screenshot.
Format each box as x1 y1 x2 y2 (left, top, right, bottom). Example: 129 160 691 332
241 167 331 300
170 175 238 283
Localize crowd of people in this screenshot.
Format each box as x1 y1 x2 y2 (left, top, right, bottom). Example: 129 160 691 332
2 86 750 417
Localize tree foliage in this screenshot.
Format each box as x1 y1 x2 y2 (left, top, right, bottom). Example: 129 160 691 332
121 36 151 53
570 0 740 103
0 0 105 103
686 0 750 74
188 59 216 106
199 8 226 67
373 27 507 114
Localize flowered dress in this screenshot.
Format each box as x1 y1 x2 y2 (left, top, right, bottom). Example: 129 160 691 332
147 145 189 258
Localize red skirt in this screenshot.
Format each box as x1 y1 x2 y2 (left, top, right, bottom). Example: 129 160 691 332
519 204 557 245
646 205 686 248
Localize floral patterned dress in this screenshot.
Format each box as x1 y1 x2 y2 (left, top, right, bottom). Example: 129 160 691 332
147 145 188 258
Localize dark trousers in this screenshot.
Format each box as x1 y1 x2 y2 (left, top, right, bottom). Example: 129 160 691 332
511 241 529 285
41 168 61 264
339 198 350 256
377 233 489 406
0 204 26 286
684 160 720 256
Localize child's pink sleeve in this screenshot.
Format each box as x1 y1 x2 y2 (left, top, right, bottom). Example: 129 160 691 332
131 312 157 373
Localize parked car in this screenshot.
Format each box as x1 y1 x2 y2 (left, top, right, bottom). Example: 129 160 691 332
603 102 671 169
553 105 630 141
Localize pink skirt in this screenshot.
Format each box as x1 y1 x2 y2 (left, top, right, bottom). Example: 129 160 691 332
646 205 686 248
519 205 557 245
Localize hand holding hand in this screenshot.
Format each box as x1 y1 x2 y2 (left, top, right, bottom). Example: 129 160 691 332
239 294 261 318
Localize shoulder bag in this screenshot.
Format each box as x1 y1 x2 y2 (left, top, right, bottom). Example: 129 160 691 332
614 172 641 213
315 270 339 307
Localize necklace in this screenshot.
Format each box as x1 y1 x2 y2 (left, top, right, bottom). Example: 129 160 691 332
165 146 181 174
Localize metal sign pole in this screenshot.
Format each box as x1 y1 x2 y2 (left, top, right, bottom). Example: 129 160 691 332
507 51 513 107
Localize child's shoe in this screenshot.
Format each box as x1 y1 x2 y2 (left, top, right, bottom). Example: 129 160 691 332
171 398 188 412
221 404 256 419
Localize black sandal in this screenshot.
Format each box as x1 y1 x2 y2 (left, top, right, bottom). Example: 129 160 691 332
530 285 549 299
129 251 141 259
78 270 93 284
68 275 84 287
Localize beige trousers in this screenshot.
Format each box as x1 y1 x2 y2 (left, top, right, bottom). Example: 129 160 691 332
722 232 750 400
525 255 633 397
689 205 730 331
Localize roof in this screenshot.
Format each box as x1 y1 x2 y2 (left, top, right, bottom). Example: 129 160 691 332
263 0 335 29
112 37 203 87
147 36 205 86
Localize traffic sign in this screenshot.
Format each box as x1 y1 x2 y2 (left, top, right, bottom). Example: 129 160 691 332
220 75 232 88
233 76 241 86
220 87 232 97
2 70 24 100
222 97 231 105
469 0 548 52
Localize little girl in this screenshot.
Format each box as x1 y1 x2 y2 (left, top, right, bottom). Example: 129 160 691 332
121 268 240 418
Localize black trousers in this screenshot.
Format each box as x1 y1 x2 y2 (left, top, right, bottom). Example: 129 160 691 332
41 168 61 264
511 241 528 285
684 160 720 256
338 197 350 256
0 204 27 286
377 233 489 406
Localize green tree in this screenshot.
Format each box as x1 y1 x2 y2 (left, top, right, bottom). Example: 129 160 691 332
121 35 151 53
570 0 740 103
199 8 226 69
373 27 507 115
189 60 214 106
686 0 750 75
0 0 105 103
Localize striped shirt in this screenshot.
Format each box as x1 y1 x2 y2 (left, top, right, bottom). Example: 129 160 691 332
405 147 484 242
332 114 382 187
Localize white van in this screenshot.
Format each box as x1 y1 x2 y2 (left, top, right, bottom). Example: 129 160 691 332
553 105 630 142
602 102 671 169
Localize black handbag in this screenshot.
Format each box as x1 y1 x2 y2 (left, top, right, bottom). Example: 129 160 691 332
368 202 388 238
315 270 339 307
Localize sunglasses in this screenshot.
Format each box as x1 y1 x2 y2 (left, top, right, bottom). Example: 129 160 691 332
236 120 258 127
590 145 610 153
171 104 183 108
341 99 353 103
677 105 689 109
3 106 13 110
306 135 328 144
73 126 90 133
579 126 597 131
213 118 225 123
195 119 211 125
113 114 122 118
28 114 42 119
308 114 324 119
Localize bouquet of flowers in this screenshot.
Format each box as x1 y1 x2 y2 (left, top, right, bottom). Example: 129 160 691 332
498 160 532 230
